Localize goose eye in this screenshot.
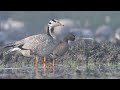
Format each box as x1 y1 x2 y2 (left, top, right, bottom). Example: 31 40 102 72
49 22 51 24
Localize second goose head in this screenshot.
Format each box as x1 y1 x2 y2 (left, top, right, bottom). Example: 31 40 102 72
63 33 75 42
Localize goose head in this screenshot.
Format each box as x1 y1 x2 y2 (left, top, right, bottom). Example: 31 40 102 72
64 33 75 42
48 19 64 31
48 19 64 27
47 19 64 37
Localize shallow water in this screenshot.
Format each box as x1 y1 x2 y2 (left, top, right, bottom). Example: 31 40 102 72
0 63 120 79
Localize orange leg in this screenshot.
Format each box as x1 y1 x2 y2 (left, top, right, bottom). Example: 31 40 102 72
43 56 47 76
36 55 39 79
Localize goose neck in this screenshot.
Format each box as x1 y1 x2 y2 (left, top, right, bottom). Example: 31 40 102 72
47 26 54 37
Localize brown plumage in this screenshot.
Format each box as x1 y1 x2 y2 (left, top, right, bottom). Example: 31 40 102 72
49 33 75 72
52 33 75 59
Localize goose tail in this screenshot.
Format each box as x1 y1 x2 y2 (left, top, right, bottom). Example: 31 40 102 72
5 48 21 54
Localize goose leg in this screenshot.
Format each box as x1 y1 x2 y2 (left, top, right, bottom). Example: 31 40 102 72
53 59 55 73
36 55 39 79
43 55 47 75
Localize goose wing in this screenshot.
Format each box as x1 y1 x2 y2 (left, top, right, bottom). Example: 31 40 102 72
5 34 53 50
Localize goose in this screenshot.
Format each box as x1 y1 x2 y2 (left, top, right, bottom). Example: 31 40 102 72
115 28 120 40
49 33 75 72
95 16 113 43
4 19 64 78
112 28 120 45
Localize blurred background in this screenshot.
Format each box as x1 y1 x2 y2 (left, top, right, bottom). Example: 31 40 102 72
1 11 120 45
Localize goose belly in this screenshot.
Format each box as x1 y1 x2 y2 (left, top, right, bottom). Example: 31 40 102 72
20 50 34 57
